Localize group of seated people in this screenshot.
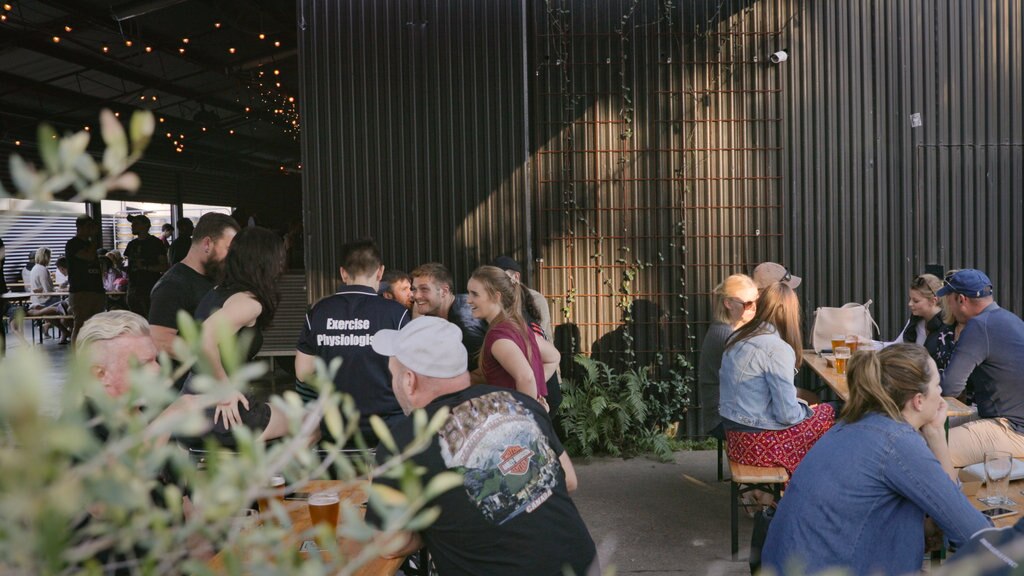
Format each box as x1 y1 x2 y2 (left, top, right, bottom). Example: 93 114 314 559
700 263 1024 573
70 221 596 575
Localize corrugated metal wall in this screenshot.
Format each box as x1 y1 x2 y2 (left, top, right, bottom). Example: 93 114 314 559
297 0 530 299
298 0 1023 435
779 0 1024 337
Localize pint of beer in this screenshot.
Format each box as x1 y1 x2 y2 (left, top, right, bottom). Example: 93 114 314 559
845 335 859 354
834 346 851 375
831 334 846 352
308 491 340 537
258 474 287 514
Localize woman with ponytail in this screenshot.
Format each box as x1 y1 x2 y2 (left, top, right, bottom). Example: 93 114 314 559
762 344 990 575
467 265 560 406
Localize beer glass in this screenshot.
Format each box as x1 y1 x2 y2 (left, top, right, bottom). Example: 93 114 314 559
845 335 859 354
831 334 846 352
308 491 341 539
258 474 286 514
981 451 1015 506
834 346 851 375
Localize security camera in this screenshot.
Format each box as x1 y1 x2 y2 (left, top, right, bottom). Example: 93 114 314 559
770 50 789 64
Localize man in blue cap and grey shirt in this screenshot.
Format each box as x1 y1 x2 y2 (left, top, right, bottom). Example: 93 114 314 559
939 268 1024 467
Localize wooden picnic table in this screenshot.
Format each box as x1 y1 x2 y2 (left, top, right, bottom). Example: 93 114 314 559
967 476 1024 529
802 350 974 417
208 479 404 575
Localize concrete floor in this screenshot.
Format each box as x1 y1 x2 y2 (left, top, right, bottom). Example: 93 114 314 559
573 452 751 576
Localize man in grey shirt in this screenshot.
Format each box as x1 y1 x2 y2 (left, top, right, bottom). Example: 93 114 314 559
939 269 1024 467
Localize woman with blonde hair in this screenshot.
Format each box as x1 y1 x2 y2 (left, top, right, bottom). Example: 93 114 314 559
762 344 990 575
893 273 956 371
719 282 835 473
467 265 560 406
699 273 759 435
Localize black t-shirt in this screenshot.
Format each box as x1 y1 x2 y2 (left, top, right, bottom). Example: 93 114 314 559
148 263 215 329
65 236 103 293
169 236 190 265
447 294 487 371
368 385 596 576
124 235 166 291
295 286 410 424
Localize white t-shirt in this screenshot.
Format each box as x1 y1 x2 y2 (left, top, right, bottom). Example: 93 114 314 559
29 263 54 307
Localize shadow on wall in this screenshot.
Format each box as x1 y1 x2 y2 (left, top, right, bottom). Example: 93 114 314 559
589 299 670 377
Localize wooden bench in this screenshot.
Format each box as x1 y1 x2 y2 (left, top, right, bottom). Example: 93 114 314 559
29 314 73 343
729 460 788 559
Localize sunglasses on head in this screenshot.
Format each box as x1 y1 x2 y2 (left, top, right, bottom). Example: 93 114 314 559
780 267 792 283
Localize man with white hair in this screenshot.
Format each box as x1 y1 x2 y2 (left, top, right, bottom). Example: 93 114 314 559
367 316 596 576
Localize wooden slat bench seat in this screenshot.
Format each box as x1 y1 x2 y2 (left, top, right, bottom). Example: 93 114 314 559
729 460 788 559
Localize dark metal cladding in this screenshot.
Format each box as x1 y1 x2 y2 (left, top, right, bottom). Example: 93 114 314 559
297 0 530 299
298 0 1023 436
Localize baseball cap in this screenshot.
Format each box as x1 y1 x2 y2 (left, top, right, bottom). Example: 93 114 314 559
753 262 802 290
127 214 151 227
936 269 993 298
372 316 467 378
491 255 522 275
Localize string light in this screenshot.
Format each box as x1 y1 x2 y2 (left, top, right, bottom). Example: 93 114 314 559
214 22 221 28
114 112 120 117
181 37 189 44
178 47 185 54
258 33 265 40
228 129 235 135
158 117 164 123
274 41 280 47
228 47 236 54
64 25 72 32
1 14 6 21
52 36 60 43
14 140 20 146
145 46 152 53
3 4 11 11
83 125 90 131
101 45 109 53
273 69 280 75
125 40 132 47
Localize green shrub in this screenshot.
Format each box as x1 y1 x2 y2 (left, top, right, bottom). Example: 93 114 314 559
559 355 688 462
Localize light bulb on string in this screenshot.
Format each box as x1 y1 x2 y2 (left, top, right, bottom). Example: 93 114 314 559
145 46 153 53
64 25 72 32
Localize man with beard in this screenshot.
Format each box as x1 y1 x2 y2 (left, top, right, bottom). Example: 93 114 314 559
148 213 238 388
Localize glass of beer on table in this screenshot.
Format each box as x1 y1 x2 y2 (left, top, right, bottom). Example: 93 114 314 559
834 346 851 375
845 335 859 354
258 474 287 514
831 334 846 352
309 491 340 541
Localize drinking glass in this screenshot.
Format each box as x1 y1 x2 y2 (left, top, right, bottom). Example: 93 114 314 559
981 451 1015 506
845 335 860 354
834 346 851 375
831 334 846 352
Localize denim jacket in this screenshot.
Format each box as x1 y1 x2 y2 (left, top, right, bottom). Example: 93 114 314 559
718 324 812 430
763 413 991 575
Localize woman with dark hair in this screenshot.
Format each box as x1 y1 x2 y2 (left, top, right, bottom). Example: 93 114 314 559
467 265 560 407
719 282 835 473
193 226 286 440
762 344 990 575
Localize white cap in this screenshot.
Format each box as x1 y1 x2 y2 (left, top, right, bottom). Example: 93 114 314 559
372 316 467 378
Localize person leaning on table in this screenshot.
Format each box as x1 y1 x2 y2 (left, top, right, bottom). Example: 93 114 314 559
937 268 1024 467
763 344 991 576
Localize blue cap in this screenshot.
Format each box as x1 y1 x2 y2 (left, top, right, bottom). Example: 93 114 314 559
936 269 993 298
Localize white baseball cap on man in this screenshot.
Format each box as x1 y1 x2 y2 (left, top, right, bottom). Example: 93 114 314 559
372 316 467 378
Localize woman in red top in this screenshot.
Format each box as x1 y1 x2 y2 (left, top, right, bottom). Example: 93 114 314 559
467 266 560 406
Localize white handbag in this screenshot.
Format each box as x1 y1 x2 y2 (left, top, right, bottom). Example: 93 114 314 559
811 300 879 352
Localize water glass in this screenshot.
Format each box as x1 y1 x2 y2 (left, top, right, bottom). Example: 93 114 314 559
981 451 1015 506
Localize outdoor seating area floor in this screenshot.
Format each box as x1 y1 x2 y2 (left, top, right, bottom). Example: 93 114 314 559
573 452 751 576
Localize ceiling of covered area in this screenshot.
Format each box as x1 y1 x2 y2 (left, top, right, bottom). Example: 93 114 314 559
0 0 301 175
